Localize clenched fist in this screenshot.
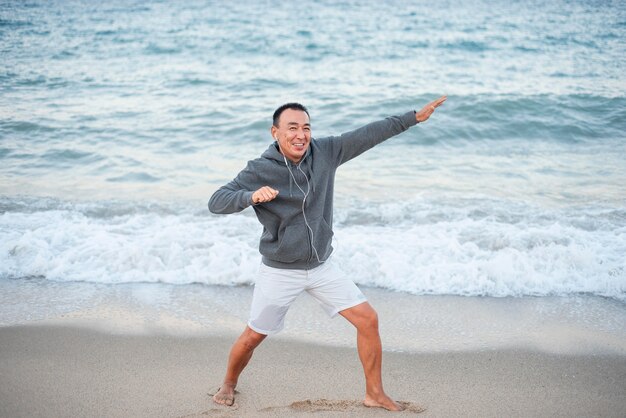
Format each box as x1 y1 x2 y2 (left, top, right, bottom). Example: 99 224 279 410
252 186 279 204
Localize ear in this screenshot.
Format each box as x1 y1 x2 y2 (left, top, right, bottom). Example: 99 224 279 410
270 126 278 140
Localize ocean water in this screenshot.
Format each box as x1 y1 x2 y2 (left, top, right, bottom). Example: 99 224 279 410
1 0 625 304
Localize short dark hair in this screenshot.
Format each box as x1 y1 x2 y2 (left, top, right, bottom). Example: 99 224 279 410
272 103 309 127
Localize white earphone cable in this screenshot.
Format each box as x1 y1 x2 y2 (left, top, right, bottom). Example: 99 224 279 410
276 139 324 264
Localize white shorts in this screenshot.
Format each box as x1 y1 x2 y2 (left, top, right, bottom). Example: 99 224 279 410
248 259 367 335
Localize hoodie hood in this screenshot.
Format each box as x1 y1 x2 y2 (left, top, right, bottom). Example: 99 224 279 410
262 141 315 197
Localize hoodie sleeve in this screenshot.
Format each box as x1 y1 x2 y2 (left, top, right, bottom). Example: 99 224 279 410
208 162 257 214
326 110 418 166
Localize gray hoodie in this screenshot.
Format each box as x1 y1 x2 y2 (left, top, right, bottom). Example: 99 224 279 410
208 110 418 270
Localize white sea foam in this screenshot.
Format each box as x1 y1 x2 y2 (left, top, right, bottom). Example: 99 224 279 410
1 196 624 301
1 200 260 286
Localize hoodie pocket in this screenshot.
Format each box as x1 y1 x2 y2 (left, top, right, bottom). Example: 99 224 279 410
269 217 334 264
273 222 309 263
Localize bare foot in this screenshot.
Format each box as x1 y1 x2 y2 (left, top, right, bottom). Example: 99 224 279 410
212 384 236 406
364 394 404 411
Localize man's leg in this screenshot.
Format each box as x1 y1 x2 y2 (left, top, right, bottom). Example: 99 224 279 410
214 263 303 406
213 326 266 406
340 302 403 411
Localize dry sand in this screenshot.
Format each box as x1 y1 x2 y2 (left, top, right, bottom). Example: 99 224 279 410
1 324 625 418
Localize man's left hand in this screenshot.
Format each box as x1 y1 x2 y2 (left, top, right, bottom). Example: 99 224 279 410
415 96 447 123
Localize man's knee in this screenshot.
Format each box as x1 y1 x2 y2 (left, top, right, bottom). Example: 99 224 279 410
364 309 379 330
239 327 266 351
355 307 379 333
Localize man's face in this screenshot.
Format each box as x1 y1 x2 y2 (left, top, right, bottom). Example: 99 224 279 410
270 109 311 163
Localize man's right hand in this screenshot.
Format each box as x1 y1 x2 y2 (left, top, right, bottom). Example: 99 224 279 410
252 186 279 204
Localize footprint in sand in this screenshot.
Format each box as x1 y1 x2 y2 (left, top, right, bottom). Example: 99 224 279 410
263 398 425 414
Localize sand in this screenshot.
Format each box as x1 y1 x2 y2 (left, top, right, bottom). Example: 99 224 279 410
1 280 625 417
1 324 625 418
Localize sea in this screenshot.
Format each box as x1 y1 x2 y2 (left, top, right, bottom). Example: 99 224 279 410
1 0 625 334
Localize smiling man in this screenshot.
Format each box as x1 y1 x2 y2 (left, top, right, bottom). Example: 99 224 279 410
208 97 446 411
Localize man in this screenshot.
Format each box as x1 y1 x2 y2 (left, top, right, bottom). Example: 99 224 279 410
208 96 446 411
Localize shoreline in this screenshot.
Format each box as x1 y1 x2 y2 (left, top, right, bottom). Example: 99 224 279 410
1 323 625 417
1 278 625 355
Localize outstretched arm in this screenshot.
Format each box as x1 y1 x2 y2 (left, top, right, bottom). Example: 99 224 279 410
327 95 447 166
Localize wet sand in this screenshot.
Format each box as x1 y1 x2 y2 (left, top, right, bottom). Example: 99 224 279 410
1 324 625 418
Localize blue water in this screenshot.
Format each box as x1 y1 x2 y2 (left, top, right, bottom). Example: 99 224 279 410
1 0 625 301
